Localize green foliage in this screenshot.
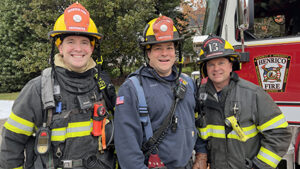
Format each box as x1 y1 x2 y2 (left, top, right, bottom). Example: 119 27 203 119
0 0 186 92
0 92 19 100
0 0 33 92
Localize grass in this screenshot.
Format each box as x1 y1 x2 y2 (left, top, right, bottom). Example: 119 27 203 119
0 92 19 100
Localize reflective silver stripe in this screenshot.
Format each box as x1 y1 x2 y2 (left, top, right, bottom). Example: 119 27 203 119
67 125 91 133
199 125 226 139
244 127 258 135
6 118 33 133
257 147 281 168
258 114 288 132
260 118 287 132
51 121 92 141
52 125 92 136
228 125 259 138
51 129 66 136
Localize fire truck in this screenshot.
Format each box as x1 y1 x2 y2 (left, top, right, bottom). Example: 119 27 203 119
192 0 300 168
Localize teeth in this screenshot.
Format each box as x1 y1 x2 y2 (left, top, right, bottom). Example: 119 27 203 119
72 55 83 58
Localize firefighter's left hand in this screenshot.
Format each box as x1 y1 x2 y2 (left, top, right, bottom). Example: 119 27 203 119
192 153 208 169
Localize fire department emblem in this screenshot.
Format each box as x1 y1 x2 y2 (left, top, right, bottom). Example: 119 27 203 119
261 64 282 82
254 55 290 92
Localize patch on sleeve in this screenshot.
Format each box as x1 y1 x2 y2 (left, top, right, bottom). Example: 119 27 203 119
116 96 124 105
179 77 187 85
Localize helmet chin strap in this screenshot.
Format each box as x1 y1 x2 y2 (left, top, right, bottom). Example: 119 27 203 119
50 36 57 80
96 40 102 85
176 42 183 81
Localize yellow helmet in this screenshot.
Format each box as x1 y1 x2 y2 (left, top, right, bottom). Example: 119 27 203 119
198 36 241 78
139 15 183 49
48 2 103 47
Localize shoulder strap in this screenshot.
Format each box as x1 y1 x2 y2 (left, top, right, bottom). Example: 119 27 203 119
41 68 55 109
129 76 153 140
41 67 55 126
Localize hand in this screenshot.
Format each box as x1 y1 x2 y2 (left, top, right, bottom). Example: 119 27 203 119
192 153 208 169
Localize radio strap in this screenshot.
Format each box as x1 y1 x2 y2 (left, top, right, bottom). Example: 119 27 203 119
129 75 189 157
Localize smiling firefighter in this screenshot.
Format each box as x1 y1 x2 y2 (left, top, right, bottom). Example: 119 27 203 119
114 15 207 169
0 2 116 169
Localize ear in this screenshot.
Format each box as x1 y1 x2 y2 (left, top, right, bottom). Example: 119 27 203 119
58 44 63 55
147 50 151 60
229 62 233 72
91 44 95 51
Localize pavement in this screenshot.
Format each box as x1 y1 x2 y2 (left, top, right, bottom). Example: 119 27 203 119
0 100 13 120
0 100 14 145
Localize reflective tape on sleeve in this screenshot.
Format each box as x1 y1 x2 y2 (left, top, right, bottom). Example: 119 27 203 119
257 146 281 168
4 112 35 136
257 114 288 132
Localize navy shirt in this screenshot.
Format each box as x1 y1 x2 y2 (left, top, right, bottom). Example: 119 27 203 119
114 66 203 169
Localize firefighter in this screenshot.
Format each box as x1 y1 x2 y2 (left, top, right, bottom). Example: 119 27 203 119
114 15 207 169
195 36 292 169
0 2 116 169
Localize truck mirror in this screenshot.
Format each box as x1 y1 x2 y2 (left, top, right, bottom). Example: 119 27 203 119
237 0 250 31
238 0 254 30
237 0 253 57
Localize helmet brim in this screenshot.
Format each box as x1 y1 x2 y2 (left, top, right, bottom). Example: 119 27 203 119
198 52 240 64
48 30 103 40
140 37 184 46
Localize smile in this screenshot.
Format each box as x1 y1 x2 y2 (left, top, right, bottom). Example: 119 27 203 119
159 59 170 62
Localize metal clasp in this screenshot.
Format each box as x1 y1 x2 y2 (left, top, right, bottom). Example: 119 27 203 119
62 160 73 168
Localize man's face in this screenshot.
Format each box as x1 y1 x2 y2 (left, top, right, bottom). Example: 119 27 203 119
58 36 94 72
147 42 176 77
206 57 232 90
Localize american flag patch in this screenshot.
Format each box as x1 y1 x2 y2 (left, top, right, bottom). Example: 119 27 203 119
116 96 124 105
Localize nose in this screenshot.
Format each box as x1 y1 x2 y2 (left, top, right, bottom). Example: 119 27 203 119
73 42 83 51
212 64 221 71
161 48 168 56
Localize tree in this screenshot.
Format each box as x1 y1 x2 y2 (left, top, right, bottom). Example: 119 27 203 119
178 0 207 65
180 0 206 35
0 0 33 92
0 0 185 92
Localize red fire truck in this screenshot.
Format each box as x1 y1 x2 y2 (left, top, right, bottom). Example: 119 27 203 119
193 0 300 168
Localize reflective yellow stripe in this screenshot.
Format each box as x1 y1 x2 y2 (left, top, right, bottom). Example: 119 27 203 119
227 124 259 141
4 112 35 136
199 125 226 139
257 114 288 132
13 166 23 169
257 146 281 168
200 124 259 141
51 120 93 141
243 124 259 138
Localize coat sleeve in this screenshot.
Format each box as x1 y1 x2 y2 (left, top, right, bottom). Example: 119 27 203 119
252 87 292 169
194 137 207 153
0 77 43 169
114 80 148 169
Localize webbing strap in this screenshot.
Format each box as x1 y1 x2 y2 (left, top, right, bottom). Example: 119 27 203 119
129 76 153 140
41 68 55 110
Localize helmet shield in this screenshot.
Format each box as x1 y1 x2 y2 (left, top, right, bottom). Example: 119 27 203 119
48 2 102 46
140 15 183 48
